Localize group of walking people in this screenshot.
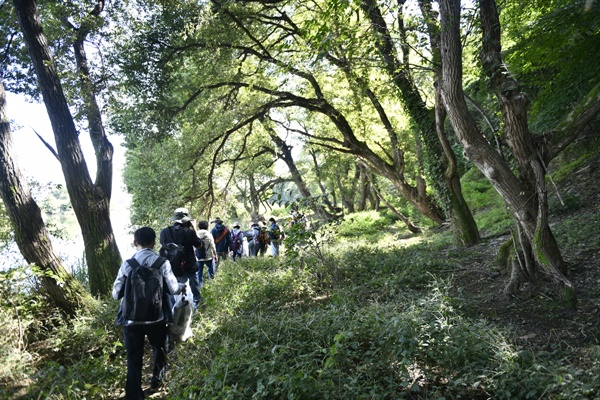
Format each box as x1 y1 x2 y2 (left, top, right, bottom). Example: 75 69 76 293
159 208 286 307
111 207 287 398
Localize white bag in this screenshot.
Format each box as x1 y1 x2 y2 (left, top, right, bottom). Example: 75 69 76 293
169 282 194 342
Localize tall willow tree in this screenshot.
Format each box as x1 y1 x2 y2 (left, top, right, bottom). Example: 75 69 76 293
0 79 90 315
8 0 121 295
438 0 600 304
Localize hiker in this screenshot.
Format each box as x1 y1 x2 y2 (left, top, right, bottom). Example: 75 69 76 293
211 218 233 271
196 220 218 284
247 222 259 256
254 221 269 256
268 217 284 257
231 221 244 261
159 208 203 308
112 227 185 398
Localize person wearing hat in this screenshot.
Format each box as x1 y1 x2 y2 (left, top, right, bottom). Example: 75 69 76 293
159 207 203 308
230 222 244 261
253 221 269 256
268 217 283 257
210 218 233 271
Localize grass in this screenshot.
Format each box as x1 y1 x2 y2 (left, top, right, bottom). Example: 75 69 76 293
2 157 599 399
3 220 598 400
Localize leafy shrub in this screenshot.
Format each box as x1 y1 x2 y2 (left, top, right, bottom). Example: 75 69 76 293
0 265 48 394
548 191 581 216
15 297 125 399
553 211 600 252
336 211 394 238
169 273 589 400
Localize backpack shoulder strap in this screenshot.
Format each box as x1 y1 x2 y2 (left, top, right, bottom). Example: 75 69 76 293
127 258 140 270
150 256 165 270
215 228 228 243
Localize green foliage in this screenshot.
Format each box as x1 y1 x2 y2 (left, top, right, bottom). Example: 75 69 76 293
553 212 600 252
335 210 395 238
0 266 39 391
460 168 514 236
550 153 595 183
2 190 600 398
0 199 12 248
501 0 600 131
22 299 125 399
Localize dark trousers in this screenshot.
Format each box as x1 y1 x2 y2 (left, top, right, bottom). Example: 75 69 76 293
197 259 215 284
123 323 168 399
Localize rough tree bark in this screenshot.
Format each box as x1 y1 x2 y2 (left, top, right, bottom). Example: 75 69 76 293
418 0 481 246
439 0 600 306
13 0 121 296
267 131 338 221
361 0 480 245
0 79 90 315
308 148 342 215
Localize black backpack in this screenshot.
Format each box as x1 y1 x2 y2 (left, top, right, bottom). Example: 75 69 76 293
195 238 207 260
160 226 185 275
122 257 166 322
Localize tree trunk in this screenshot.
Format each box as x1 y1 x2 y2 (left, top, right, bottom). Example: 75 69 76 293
335 164 356 214
361 0 479 245
0 79 90 315
308 149 341 215
419 0 481 246
437 0 595 307
13 0 121 296
357 163 369 212
269 132 337 221
317 100 446 223
370 177 421 234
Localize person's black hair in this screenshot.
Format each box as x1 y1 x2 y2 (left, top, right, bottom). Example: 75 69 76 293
198 220 209 229
134 227 156 246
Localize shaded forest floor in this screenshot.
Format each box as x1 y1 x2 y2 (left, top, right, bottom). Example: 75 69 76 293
144 150 600 399
448 151 600 361
5 142 600 400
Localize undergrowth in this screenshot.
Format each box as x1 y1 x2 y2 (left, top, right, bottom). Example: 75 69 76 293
2 165 600 399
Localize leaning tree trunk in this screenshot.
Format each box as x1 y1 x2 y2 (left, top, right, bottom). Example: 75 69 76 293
437 0 600 307
268 130 338 221
419 0 481 246
0 79 90 315
308 148 342 215
361 0 480 245
13 0 121 296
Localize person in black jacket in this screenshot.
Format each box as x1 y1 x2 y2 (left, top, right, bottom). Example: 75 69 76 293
160 208 203 308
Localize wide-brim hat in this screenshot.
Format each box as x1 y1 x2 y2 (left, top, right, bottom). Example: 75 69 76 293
233 221 241 228
171 207 191 223
211 217 223 224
